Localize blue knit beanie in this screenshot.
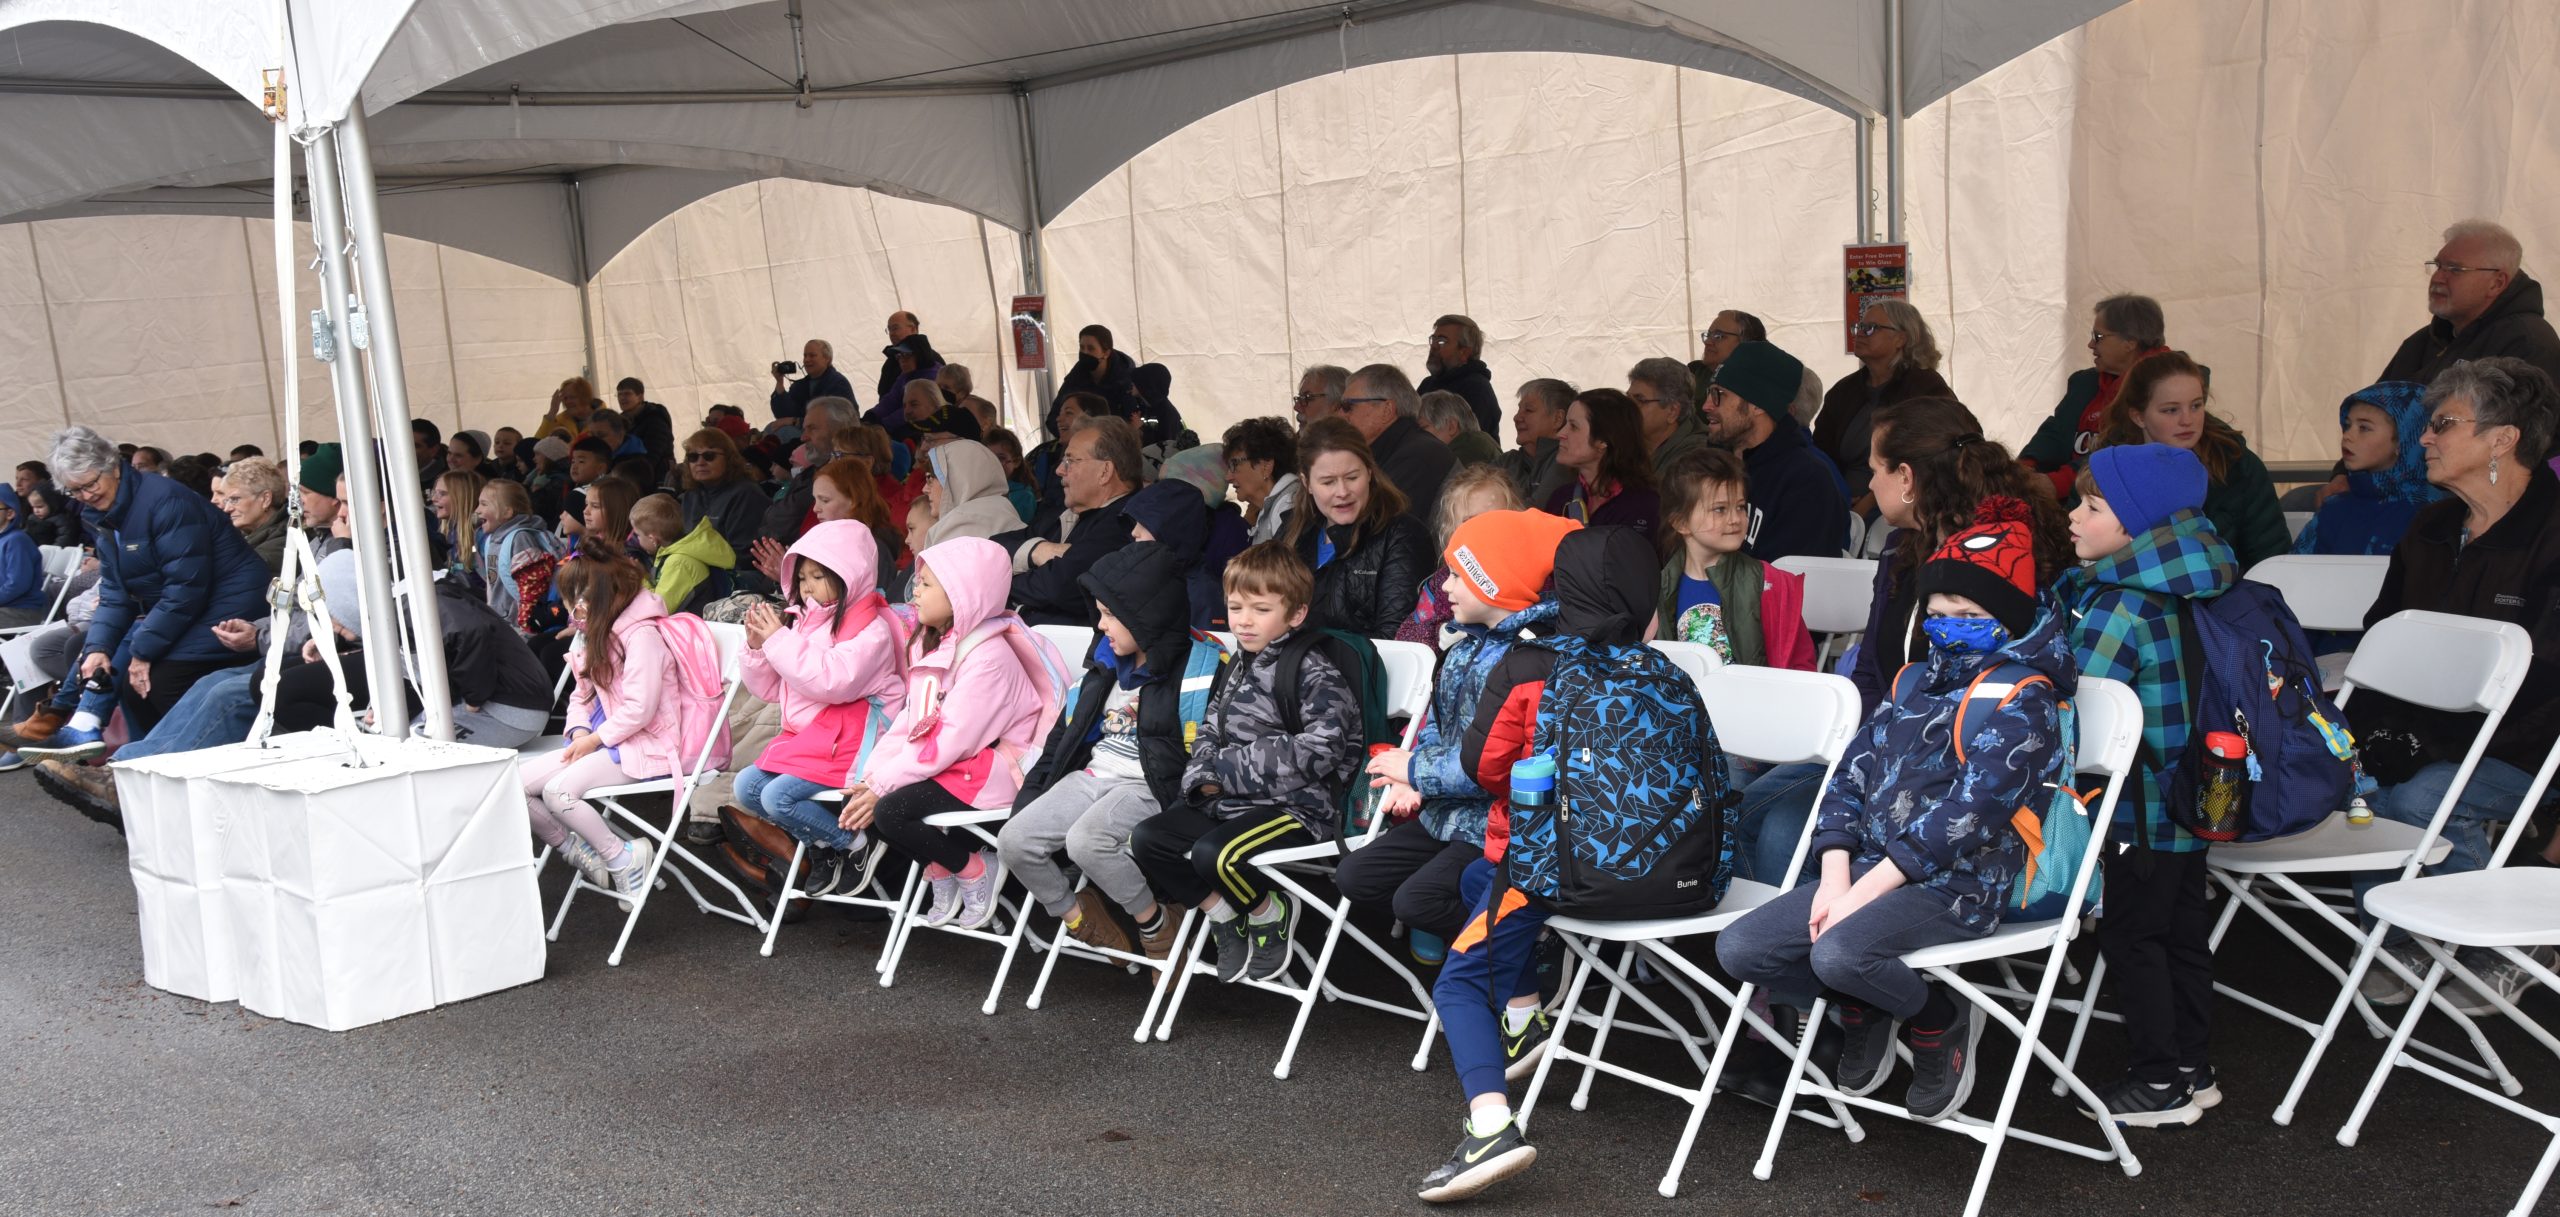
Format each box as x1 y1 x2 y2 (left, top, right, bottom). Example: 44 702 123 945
2087 443 2206 537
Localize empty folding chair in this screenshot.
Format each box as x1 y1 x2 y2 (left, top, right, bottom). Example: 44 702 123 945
1516 662 1865 1197
0 544 81 640
2241 553 2391 689
2206 611 2536 1126
1153 638 1440 1079
546 621 774 965
1772 555 1877 669
1753 677 2145 1217
2338 736 2560 1217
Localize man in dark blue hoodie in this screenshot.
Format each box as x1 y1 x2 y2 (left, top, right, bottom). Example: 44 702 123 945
1703 340 1852 564
0 485 49 629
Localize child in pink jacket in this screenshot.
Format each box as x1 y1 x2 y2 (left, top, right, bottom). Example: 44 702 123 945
837 536 1058 931
523 557 679 902
733 520 911 897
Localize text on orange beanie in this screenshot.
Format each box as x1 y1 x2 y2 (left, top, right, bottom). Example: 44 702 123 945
1445 509 1583 612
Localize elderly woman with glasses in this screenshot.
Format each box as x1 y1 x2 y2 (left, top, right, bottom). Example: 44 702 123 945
45 425 270 740
215 458 292 578
677 427 766 560
2346 356 2560 1008
1814 298 1953 511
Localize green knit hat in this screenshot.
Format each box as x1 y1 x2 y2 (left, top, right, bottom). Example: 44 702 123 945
297 443 344 498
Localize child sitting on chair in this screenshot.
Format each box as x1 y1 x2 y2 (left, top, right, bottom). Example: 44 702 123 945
1130 541 1361 985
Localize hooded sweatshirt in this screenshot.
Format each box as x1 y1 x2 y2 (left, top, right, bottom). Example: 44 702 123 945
2294 381 2445 557
858 536 1051 807
2055 507 2238 853
0 485 44 611
1809 595 2077 931
649 515 737 616
1409 597 1558 847
744 519 910 787
1120 478 1223 630
480 513 563 628
924 440 1028 545
1016 542 1228 814
1741 410 1853 565
568 589 686 779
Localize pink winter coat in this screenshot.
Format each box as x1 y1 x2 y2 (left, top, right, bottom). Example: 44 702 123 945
1761 564 1818 673
744 521 909 786
858 537 1049 808
567 590 685 779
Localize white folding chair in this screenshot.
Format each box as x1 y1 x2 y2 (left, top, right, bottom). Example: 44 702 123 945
1772 555 1877 669
2338 737 2560 1217
1517 663 1865 1197
2204 611 2536 1126
2284 510 2315 541
1648 639 1724 691
546 621 775 965
1153 638 1441 1079
2242 554 2389 633
1753 677 2146 1217
1033 625 1095 669
0 545 81 640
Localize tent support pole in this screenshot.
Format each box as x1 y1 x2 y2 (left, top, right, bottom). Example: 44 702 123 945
303 128 416 736
567 176 599 381
336 107 456 741
1014 88 1056 419
1855 115 1875 243
1884 0 1905 243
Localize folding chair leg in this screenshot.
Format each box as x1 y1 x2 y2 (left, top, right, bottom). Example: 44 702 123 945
981 885 1032 1016
545 866 581 942
2273 924 2393 1125
1133 911 1196 1044
1752 995 1832 1181
1571 944 1636 1112
758 842 807 958
2338 955 2448 1147
1272 896 1355 1080
2051 954 2108 1098
876 863 919 976
1026 917 1074 1013
1154 910 1217 1042
1516 939 1598 1133
1667 978 1760 1197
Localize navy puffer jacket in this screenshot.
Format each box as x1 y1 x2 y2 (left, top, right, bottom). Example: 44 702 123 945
80 466 272 664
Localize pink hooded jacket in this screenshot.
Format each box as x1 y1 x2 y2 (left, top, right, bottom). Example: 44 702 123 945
567 589 685 779
744 520 909 786
858 537 1050 808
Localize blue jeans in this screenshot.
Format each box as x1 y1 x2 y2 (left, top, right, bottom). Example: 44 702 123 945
1732 761 1827 887
111 663 262 763
734 765 852 850
1715 858 1987 1021
1433 859 1552 1102
2353 757 2544 941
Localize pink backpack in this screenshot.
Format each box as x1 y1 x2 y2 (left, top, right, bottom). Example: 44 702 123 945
906 613 1071 786
651 612 735 776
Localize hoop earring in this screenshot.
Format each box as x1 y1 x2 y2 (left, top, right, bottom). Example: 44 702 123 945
1900 491 1914 506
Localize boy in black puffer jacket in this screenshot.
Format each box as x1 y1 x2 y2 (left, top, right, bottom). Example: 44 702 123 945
998 543 1227 963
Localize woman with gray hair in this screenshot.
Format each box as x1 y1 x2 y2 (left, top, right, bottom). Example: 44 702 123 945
2346 355 2560 1006
1814 297 1952 508
2020 293 2171 497
217 458 291 577
1416 389 1499 468
46 424 270 738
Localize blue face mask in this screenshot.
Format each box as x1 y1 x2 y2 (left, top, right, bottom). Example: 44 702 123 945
1923 614 2011 655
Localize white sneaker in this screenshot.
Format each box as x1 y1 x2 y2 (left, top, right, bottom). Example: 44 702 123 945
921 873 964 927
555 836 612 892
2447 946 2551 1018
952 854 1005 931
607 839 656 910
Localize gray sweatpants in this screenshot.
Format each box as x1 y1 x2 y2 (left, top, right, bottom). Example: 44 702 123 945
997 769 1161 920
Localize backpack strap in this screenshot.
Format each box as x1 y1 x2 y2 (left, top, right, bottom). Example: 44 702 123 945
1273 629 1326 738
1949 661 2050 764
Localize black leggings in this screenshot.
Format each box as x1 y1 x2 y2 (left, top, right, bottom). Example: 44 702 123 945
1131 804 1315 909
868 780 982 872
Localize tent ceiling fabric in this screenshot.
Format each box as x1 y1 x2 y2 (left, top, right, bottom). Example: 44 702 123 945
0 0 2129 280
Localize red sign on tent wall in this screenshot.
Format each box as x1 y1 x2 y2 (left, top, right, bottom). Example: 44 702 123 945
1011 296 1048 371
1844 243 1910 353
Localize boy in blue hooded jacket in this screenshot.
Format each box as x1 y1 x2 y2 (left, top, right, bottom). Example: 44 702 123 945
2294 381 2445 557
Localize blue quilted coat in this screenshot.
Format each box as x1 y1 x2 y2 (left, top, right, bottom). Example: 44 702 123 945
1407 598 1558 847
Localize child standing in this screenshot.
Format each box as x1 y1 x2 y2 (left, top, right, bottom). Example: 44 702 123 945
520 558 683 900
1715 499 2074 1131
998 542 1226 960
839 537 1058 932
2057 443 2234 1127
1654 447 1815 670
1131 541 1362 983
1347 509 1578 966
731 520 909 897
631 492 737 615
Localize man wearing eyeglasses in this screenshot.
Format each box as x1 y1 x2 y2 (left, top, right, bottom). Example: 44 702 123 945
1293 365 1348 426
1340 363 1456 530
1701 341 1850 565
1691 310 1762 403
1418 314 1502 442
2381 220 2560 388
995 415 1142 626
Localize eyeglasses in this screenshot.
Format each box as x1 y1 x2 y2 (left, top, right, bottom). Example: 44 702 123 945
1700 329 1743 345
2426 261 2503 276
685 451 720 464
1850 322 1902 337
2090 329 2124 344
62 472 108 501
2425 414 2479 435
1427 335 1453 347
1291 392 1330 406
1628 393 1669 409
1340 395 1391 408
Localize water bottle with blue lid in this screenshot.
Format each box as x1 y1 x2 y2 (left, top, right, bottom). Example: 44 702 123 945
1510 753 1557 809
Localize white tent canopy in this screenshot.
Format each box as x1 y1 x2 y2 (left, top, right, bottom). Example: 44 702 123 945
1 0 2130 283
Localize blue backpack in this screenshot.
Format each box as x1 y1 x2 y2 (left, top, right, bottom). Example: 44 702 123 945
1891 660 2094 921
1503 636 1735 920
2160 582 2358 843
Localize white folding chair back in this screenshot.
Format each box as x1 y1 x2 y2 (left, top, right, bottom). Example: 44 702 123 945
1033 625 1095 668
1771 556 1877 636
2244 554 2389 634
1697 665 1861 768
1373 639 1436 723
1843 512 1867 559
2340 609 2530 714
2285 510 2315 540
1648 640 1723 695
0 545 84 642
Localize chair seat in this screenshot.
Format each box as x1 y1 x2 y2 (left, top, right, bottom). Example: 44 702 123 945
2365 869 2560 948
2207 813 2452 875
588 777 677 800
1546 880 1784 942
1257 839 1350 867
924 806 1011 828
1900 918 2067 969
518 734 566 756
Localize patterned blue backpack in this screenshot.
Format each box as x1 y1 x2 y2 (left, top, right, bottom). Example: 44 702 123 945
1503 636 1735 919
1891 660 2093 921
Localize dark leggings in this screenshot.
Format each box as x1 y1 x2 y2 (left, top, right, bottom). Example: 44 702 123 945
867 780 981 872
1131 803 1315 908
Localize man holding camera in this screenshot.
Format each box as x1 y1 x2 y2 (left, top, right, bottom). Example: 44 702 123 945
769 338 853 423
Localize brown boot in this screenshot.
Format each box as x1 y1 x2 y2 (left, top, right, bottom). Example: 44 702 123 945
1139 903 1188 962
9 704 64 748
33 758 120 831
1066 888 1136 956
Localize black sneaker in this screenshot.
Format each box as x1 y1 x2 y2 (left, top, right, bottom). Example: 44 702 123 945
1502 1008 1556 1081
2181 1065 2221 1110
1417 1117 1537 1203
1208 915 1252 983
1243 893 1296 982
800 850 847 897
681 818 725 848
1902 1001 1983 1122
2080 1074 2201 1127
1834 1002 1898 1097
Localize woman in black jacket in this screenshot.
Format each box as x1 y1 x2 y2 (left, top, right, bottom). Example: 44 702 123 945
676 427 769 559
1290 417 1433 639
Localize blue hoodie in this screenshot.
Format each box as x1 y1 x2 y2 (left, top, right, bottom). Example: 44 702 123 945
2294 381 2445 556
1809 597 2078 932
0 486 41 612
1407 597 1559 846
